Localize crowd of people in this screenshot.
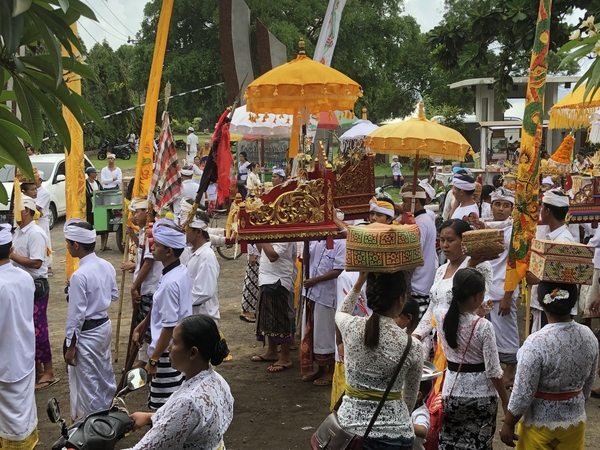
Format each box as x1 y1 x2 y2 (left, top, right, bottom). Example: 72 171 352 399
2 155 600 450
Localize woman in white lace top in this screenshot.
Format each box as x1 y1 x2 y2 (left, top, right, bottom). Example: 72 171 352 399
336 271 423 450
435 268 508 449
501 282 598 450
126 315 234 450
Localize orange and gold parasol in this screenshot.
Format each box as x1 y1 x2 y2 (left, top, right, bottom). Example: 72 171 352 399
244 39 362 156
549 84 600 130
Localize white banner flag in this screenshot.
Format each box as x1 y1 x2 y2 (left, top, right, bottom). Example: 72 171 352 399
313 0 347 66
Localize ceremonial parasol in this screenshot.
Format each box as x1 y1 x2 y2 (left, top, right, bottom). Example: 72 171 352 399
230 104 292 136
244 39 362 156
366 102 471 211
339 107 379 152
549 84 600 130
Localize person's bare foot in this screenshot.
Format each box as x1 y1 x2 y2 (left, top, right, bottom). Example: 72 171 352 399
251 354 278 362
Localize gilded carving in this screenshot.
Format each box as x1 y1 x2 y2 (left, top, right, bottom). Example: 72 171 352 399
238 229 339 241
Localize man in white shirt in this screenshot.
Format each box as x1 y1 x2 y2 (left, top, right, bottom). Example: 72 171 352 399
100 153 123 189
134 219 192 409
121 199 162 366
0 224 38 449
401 184 438 318
300 239 345 386
527 189 575 333
35 171 53 275
186 126 199 156
252 242 297 373
10 195 57 391
449 171 479 219
185 210 220 323
486 188 520 386
64 219 118 420
173 166 203 217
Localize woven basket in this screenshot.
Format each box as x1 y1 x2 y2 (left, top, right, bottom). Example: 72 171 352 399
462 229 505 258
345 223 423 273
529 252 593 285
531 239 594 259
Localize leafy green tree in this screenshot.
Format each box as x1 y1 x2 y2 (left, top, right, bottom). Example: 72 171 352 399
427 0 595 108
0 0 103 202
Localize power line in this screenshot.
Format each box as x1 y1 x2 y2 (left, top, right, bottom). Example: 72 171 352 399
100 0 138 37
79 22 100 46
83 0 129 40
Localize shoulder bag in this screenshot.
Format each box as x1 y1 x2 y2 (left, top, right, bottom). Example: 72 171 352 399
310 336 413 450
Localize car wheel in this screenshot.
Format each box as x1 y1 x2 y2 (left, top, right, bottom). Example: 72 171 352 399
48 203 58 230
116 224 125 253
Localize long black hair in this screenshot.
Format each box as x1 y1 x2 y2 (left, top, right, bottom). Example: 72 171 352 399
178 315 229 366
364 271 408 349
439 218 471 239
443 268 485 349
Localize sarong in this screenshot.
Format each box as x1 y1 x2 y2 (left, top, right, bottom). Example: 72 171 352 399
488 298 519 365
300 299 336 373
68 320 116 420
256 286 292 344
439 396 498 450
580 268 600 318
516 421 585 450
33 293 52 364
148 352 184 410
241 260 260 313
0 372 37 445
330 362 346 411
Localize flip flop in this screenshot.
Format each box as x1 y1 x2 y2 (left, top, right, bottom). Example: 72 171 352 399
35 378 60 391
251 355 277 363
302 373 321 382
239 314 256 323
101 247 112 252
313 378 333 387
267 363 292 373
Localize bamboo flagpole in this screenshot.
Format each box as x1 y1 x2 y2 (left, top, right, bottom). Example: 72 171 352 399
114 183 130 362
504 0 552 316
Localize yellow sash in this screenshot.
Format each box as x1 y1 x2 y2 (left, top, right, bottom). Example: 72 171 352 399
345 384 402 401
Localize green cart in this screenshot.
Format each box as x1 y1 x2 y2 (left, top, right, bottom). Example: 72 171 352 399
93 189 125 253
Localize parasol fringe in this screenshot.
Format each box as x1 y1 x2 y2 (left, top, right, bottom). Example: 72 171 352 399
549 104 600 130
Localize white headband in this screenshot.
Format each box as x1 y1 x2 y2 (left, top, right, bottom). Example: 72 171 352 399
453 174 476 191
369 197 395 217
181 168 193 176
418 179 435 200
38 170 44 180
490 188 515 204
189 217 208 229
153 219 186 249
129 198 149 211
541 176 554 185
272 168 286 178
543 189 570 208
0 223 11 245
21 195 36 212
64 218 96 244
402 190 427 199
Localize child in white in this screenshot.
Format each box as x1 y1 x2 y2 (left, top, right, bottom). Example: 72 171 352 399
412 379 432 450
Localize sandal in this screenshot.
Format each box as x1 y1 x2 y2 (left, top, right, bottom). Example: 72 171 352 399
251 355 277 363
239 314 256 323
35 378 60 391
267 363 292 373
302 373 321 382
313 378 333 387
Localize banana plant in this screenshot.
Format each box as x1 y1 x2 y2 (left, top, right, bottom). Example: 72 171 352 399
0 0 105 203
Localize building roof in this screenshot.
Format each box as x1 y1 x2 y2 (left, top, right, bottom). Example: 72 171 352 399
449 76 580 89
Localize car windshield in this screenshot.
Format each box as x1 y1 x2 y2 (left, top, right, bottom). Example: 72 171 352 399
0 162 55 182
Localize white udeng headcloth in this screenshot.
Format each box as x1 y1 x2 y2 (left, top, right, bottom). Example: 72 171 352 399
369 197 395 217
189 217 208 229
64 218 96 244
153 219 186 249
418 179 436 200
453 173 476 191
542 189 570 208
490 187 515 205
0 223 11 245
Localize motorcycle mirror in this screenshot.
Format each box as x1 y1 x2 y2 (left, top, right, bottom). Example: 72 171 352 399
46 398 62 423
125 368 148 391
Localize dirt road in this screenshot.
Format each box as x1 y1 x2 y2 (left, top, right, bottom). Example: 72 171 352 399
35 220 600 449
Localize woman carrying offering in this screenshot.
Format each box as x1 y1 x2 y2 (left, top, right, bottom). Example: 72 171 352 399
500 282 598 450
336 271 423 450
126 315 234 450
436 268 508 449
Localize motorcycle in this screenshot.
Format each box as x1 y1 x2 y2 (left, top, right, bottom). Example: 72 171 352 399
175 139 186 150
47 368 148 450
97 141 134 160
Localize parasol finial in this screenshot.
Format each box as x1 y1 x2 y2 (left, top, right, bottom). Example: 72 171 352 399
298 38 306 55
362 106 367 120
418 102 425 119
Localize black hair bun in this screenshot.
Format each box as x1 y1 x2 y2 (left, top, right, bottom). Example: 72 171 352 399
211 339 230 366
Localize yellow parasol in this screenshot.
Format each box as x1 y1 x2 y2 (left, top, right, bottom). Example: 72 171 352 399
549 84 600 130
366 103 471 212
244 39 362 156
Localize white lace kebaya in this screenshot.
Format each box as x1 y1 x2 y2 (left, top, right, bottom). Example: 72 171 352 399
414 258 493 339
434 309 503 399
335 288 424 441
126 368 234 450
508 321 598 430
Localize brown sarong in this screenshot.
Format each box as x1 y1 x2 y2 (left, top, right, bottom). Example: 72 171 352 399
256 285 292 344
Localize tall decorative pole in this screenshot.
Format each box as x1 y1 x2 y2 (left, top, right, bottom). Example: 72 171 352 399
505 0 552 332
132 0 175 199
62 24 86 278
